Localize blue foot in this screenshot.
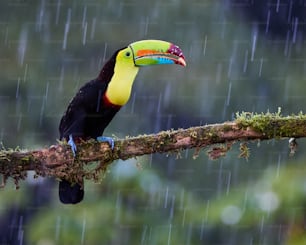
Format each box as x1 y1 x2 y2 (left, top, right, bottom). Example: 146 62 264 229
97 136 114 150
68 134 77 157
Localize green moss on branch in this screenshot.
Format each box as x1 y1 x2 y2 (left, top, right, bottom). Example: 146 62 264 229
1 110 306 187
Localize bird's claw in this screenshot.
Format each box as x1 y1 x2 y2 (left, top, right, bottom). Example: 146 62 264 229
97 136 115 150
68 134 77 157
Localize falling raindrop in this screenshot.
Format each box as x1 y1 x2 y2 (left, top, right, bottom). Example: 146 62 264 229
251 31 257 62
277 225 284 243
164 186 169 208
179 188 185 209
17 114 22 132
55 216 61 241
44 81 49 102
265 10 270 34
167 223 172 245
203 35 207 56
292 17 298 43
226 171 231 195
284 76 290 102
82 5 87 28
149 154 153 168
81 216 86 244
163 83 172 106
82 22 88 45
284 30 291 57
18 215 24 244
188 43 193 59
225 81 232 106
130 92 136 113
243 50 248 73
0 128 4 142
287 0 293 23
157 93 162 113
276 0 280 12
55 0 61 25
182 207 187 227
36 0 45 32
186 223 193 245
227 57 233 78
184 149 189 158
16 77 20 99
141 225 148 245
90 17 96 40
18 27 28 66
217 160 224 195
58 66 65 93
276 154 281 178
169 195 175 220
243 190 249 211
39 97 45 126
144 17 149 36
23 64 28 82
258 58 264 77
260 215 265 233
62 8 71 50
102 43 108 63
118 2 124 18
200 200 210 240
81 6 88 45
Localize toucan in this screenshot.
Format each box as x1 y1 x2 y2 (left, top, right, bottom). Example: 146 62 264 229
59 39 186 204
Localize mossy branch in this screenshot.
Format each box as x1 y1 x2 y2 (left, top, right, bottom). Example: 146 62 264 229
1 110 306 186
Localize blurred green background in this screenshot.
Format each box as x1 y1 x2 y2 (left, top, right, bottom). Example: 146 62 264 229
1 0 306 244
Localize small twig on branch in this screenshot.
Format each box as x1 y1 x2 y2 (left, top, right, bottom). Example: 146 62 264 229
1 110 306 186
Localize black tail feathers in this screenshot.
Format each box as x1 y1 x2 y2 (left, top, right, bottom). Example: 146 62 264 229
59 179 84 204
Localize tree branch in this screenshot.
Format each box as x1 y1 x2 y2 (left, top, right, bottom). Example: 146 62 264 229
1 111 306 186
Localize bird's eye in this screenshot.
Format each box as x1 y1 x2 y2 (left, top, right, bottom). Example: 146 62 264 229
125 51 131 57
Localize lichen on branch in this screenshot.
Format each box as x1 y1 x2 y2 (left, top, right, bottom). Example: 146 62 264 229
1 110 306 187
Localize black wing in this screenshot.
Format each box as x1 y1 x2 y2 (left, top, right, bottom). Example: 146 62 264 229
59 80 109 140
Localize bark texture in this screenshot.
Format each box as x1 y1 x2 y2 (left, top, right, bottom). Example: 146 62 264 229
1 112 305 185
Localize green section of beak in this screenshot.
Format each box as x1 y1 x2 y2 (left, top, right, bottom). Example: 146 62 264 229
129 40 186 67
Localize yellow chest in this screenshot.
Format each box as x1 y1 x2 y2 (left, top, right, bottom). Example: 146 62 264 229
105 65 139 106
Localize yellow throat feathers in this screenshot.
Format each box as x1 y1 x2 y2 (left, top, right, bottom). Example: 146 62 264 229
105 51 139 106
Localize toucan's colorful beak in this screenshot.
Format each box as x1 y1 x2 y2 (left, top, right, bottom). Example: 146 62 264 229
129 40 186 67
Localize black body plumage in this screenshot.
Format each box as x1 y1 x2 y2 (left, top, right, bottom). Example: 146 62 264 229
59 49 122 204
